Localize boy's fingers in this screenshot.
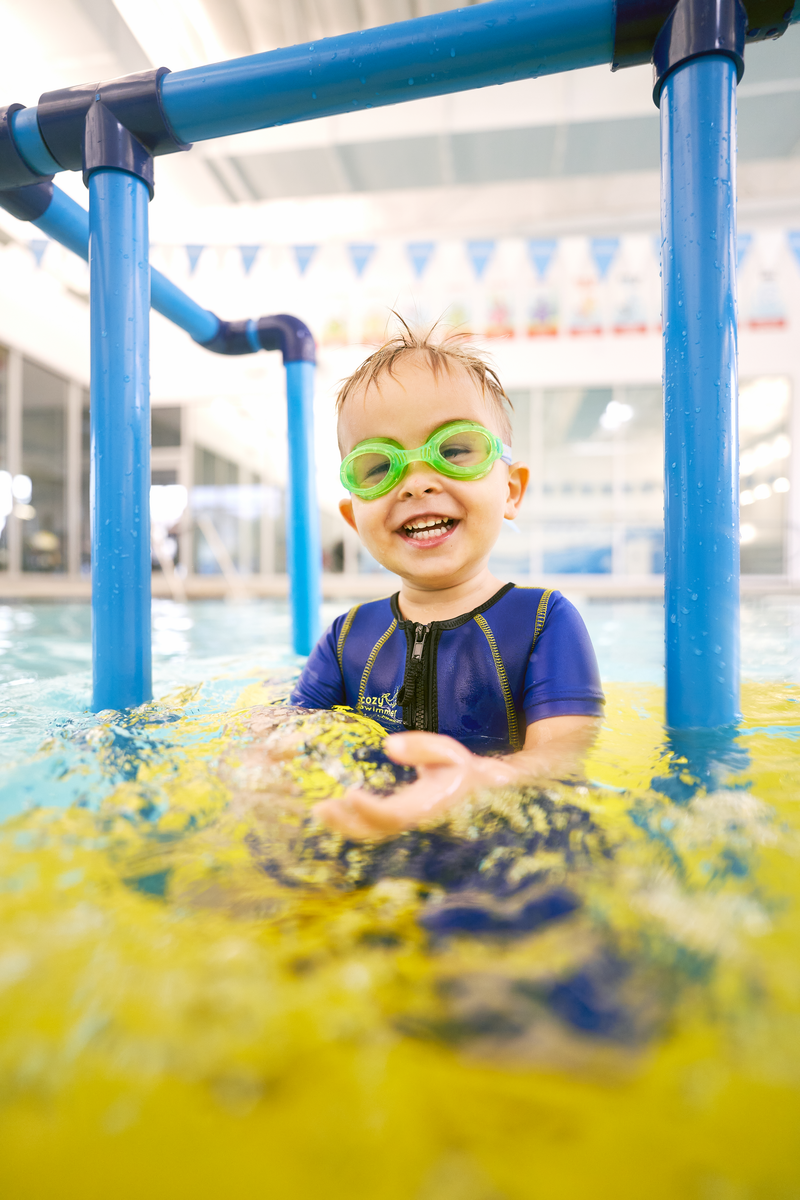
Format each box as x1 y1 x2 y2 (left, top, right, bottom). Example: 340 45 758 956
383 732 471 767
312 766 474 839
312 791 409 839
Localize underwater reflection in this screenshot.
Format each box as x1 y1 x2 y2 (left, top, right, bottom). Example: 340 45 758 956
651 724 752 803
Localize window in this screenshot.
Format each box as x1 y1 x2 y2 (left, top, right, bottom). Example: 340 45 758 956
152 406 181 447
22 359 67 573
491 385 663 577
81 393 90 572
0 346 7 570
739 377 791 575
193 445 241 575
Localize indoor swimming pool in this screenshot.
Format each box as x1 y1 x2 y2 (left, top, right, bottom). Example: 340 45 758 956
1 594 799 1197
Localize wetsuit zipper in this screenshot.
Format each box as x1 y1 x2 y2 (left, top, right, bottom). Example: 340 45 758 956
402 622 432 731
391 583 517 736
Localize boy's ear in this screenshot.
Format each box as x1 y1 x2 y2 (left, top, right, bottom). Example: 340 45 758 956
504 462 529 520
339 498 358 531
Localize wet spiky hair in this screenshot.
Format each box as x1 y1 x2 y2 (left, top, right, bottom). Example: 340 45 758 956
335 314 513 445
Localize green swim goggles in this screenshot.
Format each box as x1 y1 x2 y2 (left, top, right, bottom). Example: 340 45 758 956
340 419 513 500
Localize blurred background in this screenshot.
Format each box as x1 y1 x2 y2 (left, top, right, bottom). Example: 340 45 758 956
0 0 798 605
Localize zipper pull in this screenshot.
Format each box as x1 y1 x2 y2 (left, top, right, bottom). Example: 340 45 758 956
412 623 430 660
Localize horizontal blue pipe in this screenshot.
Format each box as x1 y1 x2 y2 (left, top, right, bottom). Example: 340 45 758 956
9 1 797 167
7 0 612 167
32 186 220 345
162 0 614 143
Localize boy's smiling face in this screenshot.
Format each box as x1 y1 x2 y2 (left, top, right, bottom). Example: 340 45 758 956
338 354 528 592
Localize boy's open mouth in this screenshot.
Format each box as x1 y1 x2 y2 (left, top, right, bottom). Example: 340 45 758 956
398 516 458 543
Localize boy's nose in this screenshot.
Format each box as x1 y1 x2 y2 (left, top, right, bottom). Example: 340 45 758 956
399 462 443 498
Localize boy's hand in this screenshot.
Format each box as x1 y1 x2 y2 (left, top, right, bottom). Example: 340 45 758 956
311 716 600 840
311 732 516 840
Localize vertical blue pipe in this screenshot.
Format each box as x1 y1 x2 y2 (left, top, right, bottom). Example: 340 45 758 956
284 359 320 655
661 56 739 730
89 169 152 710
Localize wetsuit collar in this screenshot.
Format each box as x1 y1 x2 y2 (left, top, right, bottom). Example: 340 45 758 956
390 581 516 630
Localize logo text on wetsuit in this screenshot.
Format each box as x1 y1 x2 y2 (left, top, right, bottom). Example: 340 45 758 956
361 689 401 724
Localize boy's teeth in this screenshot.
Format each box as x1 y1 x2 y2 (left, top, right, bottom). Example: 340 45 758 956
403 517 454 538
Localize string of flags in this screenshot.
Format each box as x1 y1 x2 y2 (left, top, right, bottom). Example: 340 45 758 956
22 231 800 339
24 231 800 280
154 231 800 281
164 234 631 282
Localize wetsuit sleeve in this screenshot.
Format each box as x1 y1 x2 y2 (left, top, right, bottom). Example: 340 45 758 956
289 617 346 709
523 592 604 723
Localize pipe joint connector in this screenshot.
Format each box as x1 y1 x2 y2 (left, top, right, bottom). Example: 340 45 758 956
0 104 53 188
25 67 192 197
38 68 190 172
0 103 55 218
201 314 317 365
652 0 746 102
82 98 155 197
613 0 795 104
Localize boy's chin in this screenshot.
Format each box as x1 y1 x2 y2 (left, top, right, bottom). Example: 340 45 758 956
384 545 474 584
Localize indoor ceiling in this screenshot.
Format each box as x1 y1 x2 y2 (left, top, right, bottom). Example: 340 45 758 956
0 0 798 237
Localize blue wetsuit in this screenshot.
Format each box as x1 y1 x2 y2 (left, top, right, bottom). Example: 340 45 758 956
290 583 604 755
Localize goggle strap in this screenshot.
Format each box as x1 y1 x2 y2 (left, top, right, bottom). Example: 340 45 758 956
501 444 513 465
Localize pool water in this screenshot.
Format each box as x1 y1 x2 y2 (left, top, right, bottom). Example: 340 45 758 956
2 593 799 689
1 592 797 789
0 596 799 1197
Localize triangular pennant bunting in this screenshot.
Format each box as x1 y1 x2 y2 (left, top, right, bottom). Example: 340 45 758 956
589 236 619 280
186 245 205 275
238 245 260 275
406 241 435 278
466 239 495 280
348 243 376 278
787 231 800 271
527 238 557 279
29 239 48 268
293 244 318 276
737 231 753 271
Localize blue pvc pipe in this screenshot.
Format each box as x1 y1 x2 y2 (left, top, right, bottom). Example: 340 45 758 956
34 183 319 658
33 186 220 345
162 0 613 143
661 55 739 731
8 5 799 170
10 106 61 176
4 0 612 163
89 168 153 711
285 360 321 656
32 185 88 258
150 269 219 344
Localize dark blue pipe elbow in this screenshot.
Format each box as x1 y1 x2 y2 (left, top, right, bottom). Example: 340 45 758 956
0 103 55 218
0 178 54 221
201 313 316 365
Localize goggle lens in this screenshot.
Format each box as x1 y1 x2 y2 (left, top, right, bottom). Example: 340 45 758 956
350 450 394 489
437 428 494 472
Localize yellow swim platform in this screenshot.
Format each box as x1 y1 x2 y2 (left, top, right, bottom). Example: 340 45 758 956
0 675 798 1199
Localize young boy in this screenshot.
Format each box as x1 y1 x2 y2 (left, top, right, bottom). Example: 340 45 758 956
291 325 604 839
